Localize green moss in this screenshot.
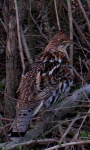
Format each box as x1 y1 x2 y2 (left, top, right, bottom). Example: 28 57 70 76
17 145 22 150
80 131 88 140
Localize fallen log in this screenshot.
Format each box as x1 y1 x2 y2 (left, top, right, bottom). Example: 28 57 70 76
0 84 90 149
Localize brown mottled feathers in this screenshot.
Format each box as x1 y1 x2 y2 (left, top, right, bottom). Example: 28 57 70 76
11 31 74 134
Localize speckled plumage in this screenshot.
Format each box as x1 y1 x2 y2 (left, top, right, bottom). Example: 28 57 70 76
11 31 74 135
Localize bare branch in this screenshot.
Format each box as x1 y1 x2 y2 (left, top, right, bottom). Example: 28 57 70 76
0 118 13 122
0 139 58 150
30 1 49 42
62 1 90 48
59 114 80 143
21 27 33 63
45 140 90 150
67 0 73 65
54 0 61 30
0 18 7 32
77 0 90 33
14 0 25 74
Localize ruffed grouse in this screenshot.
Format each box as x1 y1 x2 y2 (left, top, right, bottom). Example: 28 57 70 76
11 31 74 135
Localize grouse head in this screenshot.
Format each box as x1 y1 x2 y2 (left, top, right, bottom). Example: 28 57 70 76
45 31 71 51
43 31 71 62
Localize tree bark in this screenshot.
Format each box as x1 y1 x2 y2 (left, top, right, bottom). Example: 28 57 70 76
4 0 18 118
4 0 29 118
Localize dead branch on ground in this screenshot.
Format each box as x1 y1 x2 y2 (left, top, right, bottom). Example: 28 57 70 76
0 84 90 149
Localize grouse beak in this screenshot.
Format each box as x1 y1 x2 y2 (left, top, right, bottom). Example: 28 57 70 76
65 40 73 45
63 40 73 46
58 40 73 52
64 40 73 49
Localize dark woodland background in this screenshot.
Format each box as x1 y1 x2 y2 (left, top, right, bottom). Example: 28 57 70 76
0 0 90 149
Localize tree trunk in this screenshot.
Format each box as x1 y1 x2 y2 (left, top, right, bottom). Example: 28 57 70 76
4 0 30 118
4 0 18 118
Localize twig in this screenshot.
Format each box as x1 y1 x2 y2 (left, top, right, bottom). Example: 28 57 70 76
85 67 90 82
79 57 83 85
44 140 90 150
0 18 7 32
80 112 90 115
71 65 84 82
82 60 89 71
0 123 12 131
59 114 80 143
62 1 90 48
0 118 13 122
73 19 90 48
62 51 84 82
54 0 61 30
58 124 69 150
54 105 90 109
0 139 58 150
14 0 25 74
74 89 90 139
77 0 90 33
67 0 73 65
74 110 90 140
21 27 33 63
0 115 9 141
30 1 48 42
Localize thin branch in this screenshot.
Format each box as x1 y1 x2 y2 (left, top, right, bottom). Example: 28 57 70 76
73 19 90 48
67 0 73 65
0 123 12 131
30 0 48 42
59 114 80 143
14 0 25 74
85 67 90 82
62 1 90 49
58 124 68 150
0 118 13 122
0 139 58 150
71 66 84 82
82 60 89 71
63 51 84 82
0 115 9 141
79 57 83 84
74 90 90 140
45 140 90 150
75 109 90 140
77 0 90 33
0 18 7 32
54 0 61 30
21 27 33 63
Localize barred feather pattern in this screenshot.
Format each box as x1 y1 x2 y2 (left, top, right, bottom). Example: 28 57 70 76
11 31 74 135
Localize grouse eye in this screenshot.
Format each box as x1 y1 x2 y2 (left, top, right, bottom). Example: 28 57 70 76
60 39 63 42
